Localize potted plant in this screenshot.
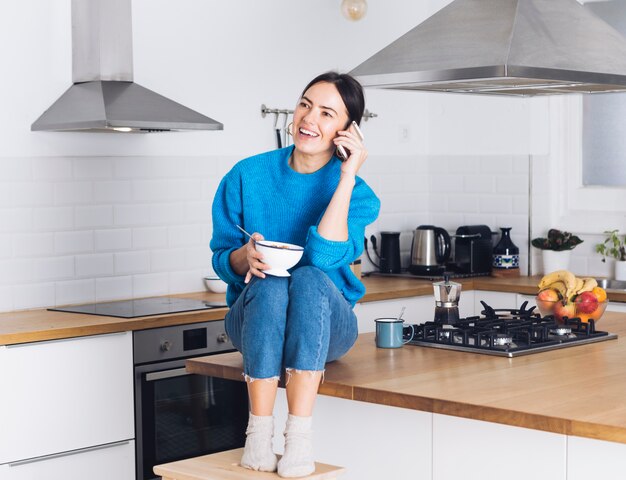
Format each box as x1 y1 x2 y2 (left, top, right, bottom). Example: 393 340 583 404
531 229 583 274
595 229 626 280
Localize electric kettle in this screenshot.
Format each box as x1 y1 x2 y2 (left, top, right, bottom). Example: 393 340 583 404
409 225 451 275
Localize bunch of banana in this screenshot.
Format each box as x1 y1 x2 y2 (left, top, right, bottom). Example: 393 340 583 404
538 270 597 301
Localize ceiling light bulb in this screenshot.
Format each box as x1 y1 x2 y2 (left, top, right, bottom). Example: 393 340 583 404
341 0 367 21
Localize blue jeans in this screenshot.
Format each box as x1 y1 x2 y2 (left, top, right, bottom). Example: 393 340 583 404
225 266 358 379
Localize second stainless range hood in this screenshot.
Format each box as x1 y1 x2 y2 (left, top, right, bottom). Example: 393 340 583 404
350 0 626 96
32 0 223 132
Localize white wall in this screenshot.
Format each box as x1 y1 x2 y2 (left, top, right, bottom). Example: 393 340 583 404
0 0 549 312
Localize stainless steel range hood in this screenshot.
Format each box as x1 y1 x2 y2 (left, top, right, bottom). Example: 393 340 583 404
350 0 626 96
32 0 222 132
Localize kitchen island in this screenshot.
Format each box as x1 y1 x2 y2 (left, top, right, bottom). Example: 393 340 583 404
187 312 626 480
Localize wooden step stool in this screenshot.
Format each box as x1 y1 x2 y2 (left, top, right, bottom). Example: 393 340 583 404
154 448 345 480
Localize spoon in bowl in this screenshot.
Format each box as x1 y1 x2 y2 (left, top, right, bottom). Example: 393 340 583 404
236 225 257 243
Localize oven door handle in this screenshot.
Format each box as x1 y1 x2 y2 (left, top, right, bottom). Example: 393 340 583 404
145 367 190 382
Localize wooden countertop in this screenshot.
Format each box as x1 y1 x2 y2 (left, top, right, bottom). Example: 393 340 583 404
187 312 626 445
2 275 625 346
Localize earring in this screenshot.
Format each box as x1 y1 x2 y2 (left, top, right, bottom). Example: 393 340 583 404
286 122 293 136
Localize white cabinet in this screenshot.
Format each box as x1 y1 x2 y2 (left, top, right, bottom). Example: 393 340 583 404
0 332 134 466
606 301 626 312
0 440 135 480
567 436 626 480
273 390 432 480
433 414 566 480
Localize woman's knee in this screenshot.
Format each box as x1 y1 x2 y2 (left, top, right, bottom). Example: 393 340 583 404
289 266 330 295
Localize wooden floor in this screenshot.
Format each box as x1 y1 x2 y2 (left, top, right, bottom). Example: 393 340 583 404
154 448 345 480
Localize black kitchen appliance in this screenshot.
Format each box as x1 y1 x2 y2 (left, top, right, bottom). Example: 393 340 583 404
134 321 248 480
409 225 451 275
403 301 617 357
48 297 227 318
448 225 493 275
378 231 401 274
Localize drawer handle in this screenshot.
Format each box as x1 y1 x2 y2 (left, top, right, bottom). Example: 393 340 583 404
145 367 189 382
7 440 131 467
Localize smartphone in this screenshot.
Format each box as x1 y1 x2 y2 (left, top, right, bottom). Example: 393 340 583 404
337 121 365 161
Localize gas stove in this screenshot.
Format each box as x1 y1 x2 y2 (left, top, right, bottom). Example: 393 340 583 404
403 301 617 357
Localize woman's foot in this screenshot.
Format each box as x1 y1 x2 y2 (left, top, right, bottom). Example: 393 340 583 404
277 414 315 478
240 413 278 472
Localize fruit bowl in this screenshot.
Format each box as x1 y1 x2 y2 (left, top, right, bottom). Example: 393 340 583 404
535 297 608 324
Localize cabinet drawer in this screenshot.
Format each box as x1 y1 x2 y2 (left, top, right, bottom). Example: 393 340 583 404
0 332 133 464
0 440 134 480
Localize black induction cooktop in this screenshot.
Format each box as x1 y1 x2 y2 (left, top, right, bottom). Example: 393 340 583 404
48 297 228 318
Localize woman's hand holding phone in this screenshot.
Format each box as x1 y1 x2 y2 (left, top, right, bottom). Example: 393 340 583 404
334 121 367 176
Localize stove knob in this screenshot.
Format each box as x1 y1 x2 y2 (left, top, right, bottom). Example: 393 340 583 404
217 333 229 344
160 340 172 352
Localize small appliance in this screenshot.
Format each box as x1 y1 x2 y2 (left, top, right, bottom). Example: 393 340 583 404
449 225 493 275
409 225 451 275
378 231 401 274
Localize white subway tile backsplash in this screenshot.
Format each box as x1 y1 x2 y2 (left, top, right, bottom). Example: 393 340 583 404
0 286 13 312
430 174 464 193
75 205 113 228
114 204 152 226
114 157 188 179
54 181 93 205
150 203 185 224
34 256 74 281
479 196 513 214
76 253 114 277
33 158 72 180
95 275 133 302
133 227 168 248
13 233 55 257
133 272 168 298
114 250 150 274
94 181 132 203
72 157 114 179
447 156 481 174
512 196 529 215
12 182 55 206
184 202 211 222
1 208 33 232
95 228 132 251
13 283 55 310
0 258 33 284
448 195 479 213
152 248 186 271
55 231 93 254
32 207 71 231
169 269 205 294
55 279 95 306
168 224 204 247
0 158 32 180
480 157 513 174
463 175 494 194
132 179 202 202
0 235 13 258
496 175 528 194
186 246 211 269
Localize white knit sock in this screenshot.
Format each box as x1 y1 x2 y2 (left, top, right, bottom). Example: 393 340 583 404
240 413 278 472
277 414 315 478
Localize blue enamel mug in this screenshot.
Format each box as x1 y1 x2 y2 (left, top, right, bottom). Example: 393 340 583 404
375 318 414 349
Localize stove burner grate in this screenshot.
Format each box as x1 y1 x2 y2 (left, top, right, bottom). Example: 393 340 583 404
403 300 616 357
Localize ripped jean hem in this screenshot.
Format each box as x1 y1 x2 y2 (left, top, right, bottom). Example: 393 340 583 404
284 367 325 386
242 372 280 384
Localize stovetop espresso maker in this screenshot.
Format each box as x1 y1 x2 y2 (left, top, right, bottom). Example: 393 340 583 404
433 275 462 324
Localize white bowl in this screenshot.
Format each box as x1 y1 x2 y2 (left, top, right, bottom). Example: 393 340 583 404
203 276 228 293
255 240 304 277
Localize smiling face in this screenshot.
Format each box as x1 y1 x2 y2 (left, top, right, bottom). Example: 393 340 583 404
292 81 350 158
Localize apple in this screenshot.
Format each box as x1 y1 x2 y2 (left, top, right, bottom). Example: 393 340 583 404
554 301 576 322
537 288 560 302
575 291 599 314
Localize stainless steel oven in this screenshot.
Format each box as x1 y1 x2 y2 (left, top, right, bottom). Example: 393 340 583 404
133 321 248 480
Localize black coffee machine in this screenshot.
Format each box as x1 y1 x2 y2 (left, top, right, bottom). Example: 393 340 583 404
449 225 493 275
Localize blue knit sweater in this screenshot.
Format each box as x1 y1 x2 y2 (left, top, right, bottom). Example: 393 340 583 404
210 146 380 307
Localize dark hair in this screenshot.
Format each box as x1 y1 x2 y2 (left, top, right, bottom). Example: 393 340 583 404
300 71 365 127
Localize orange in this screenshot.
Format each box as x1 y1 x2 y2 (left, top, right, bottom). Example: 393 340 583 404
591 286 607 302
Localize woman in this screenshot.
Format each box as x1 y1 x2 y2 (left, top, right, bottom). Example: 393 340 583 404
210 71 380 478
